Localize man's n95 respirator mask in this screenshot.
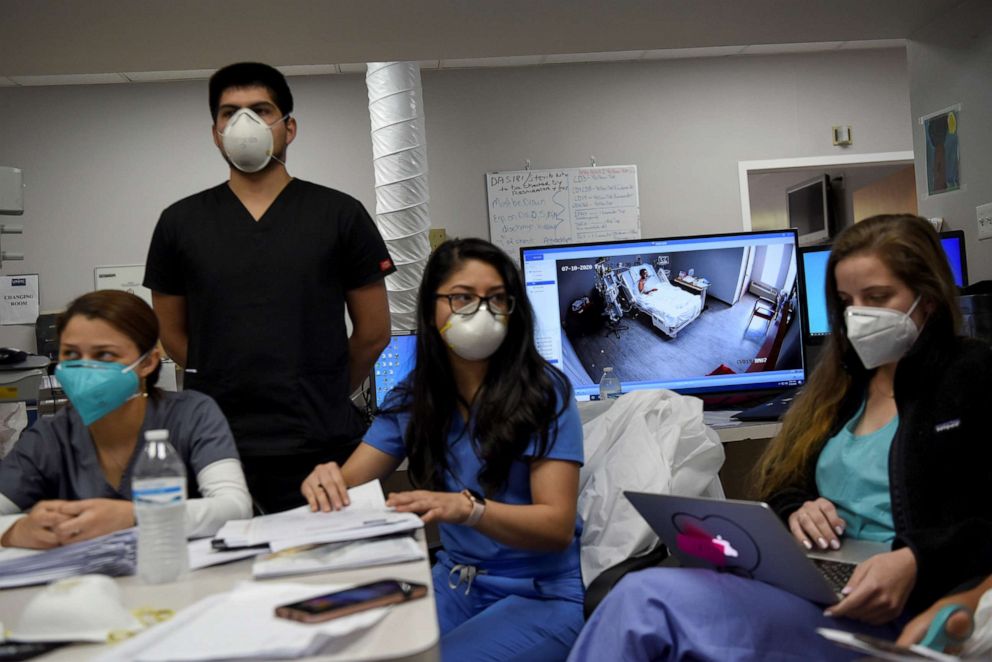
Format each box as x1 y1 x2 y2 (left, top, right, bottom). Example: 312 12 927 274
219 108 286 173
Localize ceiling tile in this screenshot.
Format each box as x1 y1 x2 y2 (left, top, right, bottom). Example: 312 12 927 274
741 41 845 55
9 72 129 86
440 55 545 69
337 62 367 74
642 45 747 59
276 64 340 76
839 39 906 50
122 69 214 82
544 50 645 64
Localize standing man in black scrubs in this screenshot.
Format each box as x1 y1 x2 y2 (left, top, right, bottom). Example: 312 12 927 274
144 62 393 513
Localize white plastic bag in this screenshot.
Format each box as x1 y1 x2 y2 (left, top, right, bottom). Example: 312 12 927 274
578 389 725 586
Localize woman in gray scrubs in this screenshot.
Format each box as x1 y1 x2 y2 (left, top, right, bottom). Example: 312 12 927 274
0 290 252 549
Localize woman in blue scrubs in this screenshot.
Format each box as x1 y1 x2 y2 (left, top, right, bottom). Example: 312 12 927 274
0 290 251 548
302 238 584 661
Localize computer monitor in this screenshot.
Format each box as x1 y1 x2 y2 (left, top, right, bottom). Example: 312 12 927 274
520 229 806 400
798 230 969 344
370 331 417 410
787 175 832 246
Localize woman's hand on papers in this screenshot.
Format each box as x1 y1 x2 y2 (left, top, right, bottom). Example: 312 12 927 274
52 499 135 545
302 462 351 512
1 500 71 548
825 547 918 624
386 490 472 525
788 498 846 550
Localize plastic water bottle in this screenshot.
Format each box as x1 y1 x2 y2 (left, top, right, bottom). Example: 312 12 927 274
132 429 188 584
598 367 622 400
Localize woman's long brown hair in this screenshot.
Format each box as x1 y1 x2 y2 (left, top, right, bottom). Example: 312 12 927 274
755 214 961 500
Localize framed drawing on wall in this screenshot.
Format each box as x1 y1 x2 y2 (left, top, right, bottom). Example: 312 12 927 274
921 104 961 196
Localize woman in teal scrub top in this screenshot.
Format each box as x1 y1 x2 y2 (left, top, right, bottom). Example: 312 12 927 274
302 238 584 661
568 215 992 661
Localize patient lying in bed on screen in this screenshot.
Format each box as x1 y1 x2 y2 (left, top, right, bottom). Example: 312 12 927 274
637 268 660 295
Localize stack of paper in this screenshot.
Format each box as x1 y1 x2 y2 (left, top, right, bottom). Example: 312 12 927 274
95 581 390 662
188 537 268 570
253 534 425 579
214 480 423 553
0 529 136 589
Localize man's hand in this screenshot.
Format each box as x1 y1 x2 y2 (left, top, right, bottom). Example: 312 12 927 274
52 499 135 545
826 547 917 624
0 500 73 549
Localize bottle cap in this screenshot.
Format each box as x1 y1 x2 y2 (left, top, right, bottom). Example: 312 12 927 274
144 429 170 442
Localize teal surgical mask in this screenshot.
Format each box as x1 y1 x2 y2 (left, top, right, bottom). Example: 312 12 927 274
55 352 150 425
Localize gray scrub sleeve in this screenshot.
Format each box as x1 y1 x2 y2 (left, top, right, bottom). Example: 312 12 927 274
0 426 59 510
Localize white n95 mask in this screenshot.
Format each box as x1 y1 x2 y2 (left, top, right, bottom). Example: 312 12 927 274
440 305 509 361
844 296 921 369
219 108 285 173
10 574 144 643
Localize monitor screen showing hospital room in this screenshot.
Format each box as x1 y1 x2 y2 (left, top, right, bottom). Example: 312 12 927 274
520 229 805 400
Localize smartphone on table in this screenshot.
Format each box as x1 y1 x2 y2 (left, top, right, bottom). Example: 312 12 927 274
274 579 428 624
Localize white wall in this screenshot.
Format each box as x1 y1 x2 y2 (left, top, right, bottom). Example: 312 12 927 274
907 0 992 283
0 47 911 348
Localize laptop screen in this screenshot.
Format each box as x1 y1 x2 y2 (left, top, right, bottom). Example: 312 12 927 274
371 332 417 410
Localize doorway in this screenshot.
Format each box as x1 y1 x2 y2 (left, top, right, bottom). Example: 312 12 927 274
738 151 916 239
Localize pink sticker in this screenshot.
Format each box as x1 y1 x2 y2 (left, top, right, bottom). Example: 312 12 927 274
676 532 728 567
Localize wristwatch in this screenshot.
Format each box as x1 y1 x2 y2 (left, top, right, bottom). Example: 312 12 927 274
461 489 486 527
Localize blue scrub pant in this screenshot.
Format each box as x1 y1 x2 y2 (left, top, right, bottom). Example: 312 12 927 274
432 552 585 661
568 568 904 662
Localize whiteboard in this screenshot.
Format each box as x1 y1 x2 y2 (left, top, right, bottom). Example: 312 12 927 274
486 165 640 258
93 265 153 307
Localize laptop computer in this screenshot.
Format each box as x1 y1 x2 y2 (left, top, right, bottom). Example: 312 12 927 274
624 492 889 605
732 387 800 422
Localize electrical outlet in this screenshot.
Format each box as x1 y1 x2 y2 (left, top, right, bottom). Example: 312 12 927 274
978 203 992 241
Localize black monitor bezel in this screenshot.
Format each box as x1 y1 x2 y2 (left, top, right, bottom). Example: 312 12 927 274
797 243 833 347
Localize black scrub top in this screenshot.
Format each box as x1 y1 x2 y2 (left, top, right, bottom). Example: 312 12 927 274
143 179 395 457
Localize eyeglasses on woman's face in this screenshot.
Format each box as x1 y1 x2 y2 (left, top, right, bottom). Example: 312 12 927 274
435 292 516 316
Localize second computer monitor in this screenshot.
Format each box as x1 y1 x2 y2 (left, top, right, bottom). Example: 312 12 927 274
371 331 417 410
798 230 968 342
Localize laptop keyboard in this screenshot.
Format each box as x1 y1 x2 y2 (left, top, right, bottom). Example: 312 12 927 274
813 558 856 593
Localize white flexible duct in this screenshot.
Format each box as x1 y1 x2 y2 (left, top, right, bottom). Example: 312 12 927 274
366 62 431 332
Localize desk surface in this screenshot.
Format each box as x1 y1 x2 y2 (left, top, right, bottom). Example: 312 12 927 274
577 399 781 443
0 532 440 662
